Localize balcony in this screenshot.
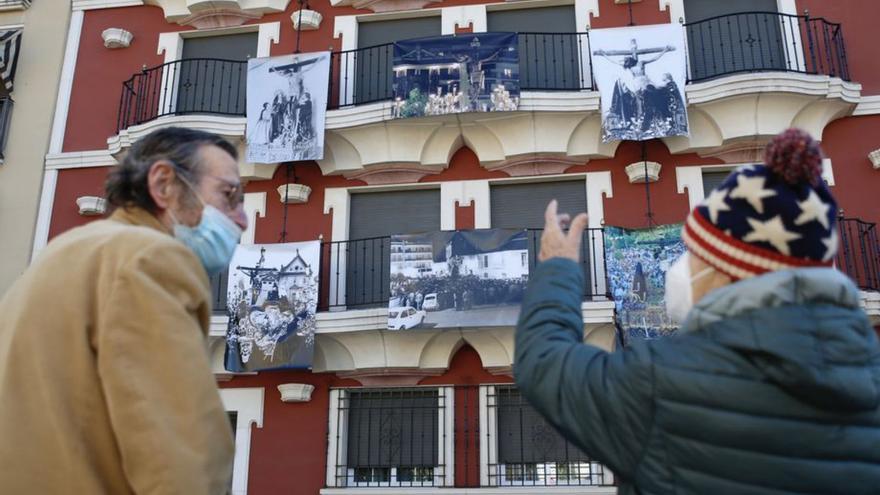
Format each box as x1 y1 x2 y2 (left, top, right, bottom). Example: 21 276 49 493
210 228 610 315
115 13 851 128
112 12 858 173
0 0 31 11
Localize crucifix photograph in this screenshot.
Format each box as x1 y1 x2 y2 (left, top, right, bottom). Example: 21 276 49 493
589 24 690 142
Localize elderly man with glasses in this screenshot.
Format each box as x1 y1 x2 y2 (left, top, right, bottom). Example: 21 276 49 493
0 127 248 494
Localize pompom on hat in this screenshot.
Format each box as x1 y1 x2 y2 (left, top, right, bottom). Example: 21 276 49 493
682 128 838 280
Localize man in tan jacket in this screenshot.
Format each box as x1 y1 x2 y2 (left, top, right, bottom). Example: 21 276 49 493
0 127 248 494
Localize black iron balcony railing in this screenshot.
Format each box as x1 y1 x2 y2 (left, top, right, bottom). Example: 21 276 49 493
117 13 850 128
684 11 849 83
210 228 609 314
117 58 247 131
0 97 13 161
836 217 879 292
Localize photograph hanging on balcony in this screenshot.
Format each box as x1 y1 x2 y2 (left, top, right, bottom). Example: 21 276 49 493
391 33 520 118
388 229 528 330
589 24 689 142
604 224 686 345
224 241 321 372
246 51 330 164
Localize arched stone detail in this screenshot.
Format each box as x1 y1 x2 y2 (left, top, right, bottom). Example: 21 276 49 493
318 132 362 175
567 114 619 159
313 333 357 372
419 332 468 370
460 123 506 165
421 126 464 167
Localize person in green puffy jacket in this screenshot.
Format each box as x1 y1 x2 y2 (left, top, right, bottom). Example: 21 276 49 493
515 129 880 495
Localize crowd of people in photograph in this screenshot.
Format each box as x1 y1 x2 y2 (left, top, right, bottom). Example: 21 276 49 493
391 274 526 311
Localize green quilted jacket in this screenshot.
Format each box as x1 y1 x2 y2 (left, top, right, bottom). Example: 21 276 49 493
515 258 880 495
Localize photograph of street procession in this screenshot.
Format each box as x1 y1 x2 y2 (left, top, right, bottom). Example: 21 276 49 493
388 229 529 330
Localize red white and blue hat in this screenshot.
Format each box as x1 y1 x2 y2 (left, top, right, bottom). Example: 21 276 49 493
683 128 838 280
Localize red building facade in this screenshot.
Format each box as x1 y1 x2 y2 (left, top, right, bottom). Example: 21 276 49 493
39 0 880 493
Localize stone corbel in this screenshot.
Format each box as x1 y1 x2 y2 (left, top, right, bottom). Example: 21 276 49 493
277 383 315 402
102 28 133 49
291 9 323 31
869 149 880 170
76 196 107 216
624 161 662 183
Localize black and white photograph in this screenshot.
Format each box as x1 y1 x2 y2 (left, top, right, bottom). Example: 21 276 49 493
224 242 320 372
388 229 528 330
589 24 689 142
246 51 330 163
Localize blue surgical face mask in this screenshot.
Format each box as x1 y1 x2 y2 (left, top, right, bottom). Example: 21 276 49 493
173 204 242 277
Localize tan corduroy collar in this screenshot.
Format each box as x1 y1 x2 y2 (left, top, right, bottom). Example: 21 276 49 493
109 207 173 236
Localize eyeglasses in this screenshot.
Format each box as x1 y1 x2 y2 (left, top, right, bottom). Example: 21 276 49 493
175 169 244 212
203 175 245 211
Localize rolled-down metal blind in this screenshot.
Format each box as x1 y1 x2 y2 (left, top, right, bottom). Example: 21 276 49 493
490 180 587 230
347 189 441 308
491 180 591 295
496 388 590 464
346 389 439 468
701 170 732 196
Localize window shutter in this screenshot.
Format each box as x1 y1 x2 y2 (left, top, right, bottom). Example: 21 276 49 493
701 170 731 195
346 389 439 468
496 388 591 464
346 190 441 308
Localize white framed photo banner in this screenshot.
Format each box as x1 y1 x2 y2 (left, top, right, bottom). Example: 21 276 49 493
589 24 689 143
246 51 330 163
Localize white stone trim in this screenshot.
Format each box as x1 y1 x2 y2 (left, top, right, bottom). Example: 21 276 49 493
49 11 83 154
661 0 799 23
72 0 143 10
45 150 117 170
676 160 835 210
854 95 880 116
659 0 683 23
325 388 344 487
860 290 879 326
441 5 487 34
30 170 57 261
440 180 490 230
576 0 599 29
220 387 265 495
585 171 611 298
442 386 456 486
256 21 281 57
777 0 797 16
242 192 266 245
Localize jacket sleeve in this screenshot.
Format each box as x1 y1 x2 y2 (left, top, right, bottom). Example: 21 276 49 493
96 239 234 495
514 257 654 478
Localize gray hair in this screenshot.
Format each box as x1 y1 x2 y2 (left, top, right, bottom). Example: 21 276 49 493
105 127 238 213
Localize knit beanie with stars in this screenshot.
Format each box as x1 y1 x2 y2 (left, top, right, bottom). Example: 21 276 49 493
682 128 838 281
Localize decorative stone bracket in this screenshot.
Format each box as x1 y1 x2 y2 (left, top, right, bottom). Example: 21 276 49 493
277 383 315 403
102 28 133 49
869 149 880 170
291 9 322 30
76 196 107 216
625 161 661 183
277 183 312 203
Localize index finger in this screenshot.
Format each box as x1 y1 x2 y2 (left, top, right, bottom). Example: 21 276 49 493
544 200 560 232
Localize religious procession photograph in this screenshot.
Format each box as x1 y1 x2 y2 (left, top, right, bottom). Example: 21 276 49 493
388 229 529 330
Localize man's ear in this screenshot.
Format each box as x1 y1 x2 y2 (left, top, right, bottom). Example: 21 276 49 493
147 160 178 210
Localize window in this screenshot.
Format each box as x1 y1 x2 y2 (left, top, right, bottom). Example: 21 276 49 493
328 387 453 488
485 386 613 487
176 32 258 115
342 189 441 309
487 6 582 90
684 0 787 81
352 16 442 105
490 180 591 295
701 169 734 196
